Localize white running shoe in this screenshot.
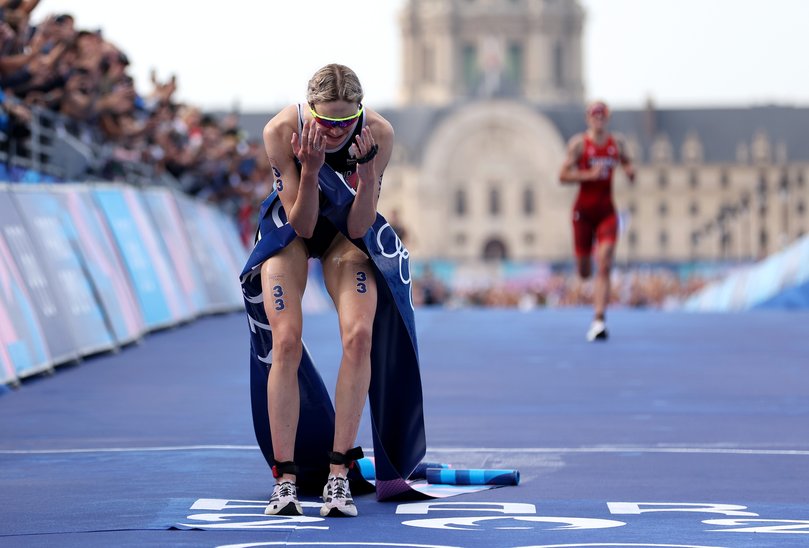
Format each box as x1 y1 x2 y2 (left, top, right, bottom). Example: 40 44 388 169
265 481 302 516
586 319 608 342
320 474 357 517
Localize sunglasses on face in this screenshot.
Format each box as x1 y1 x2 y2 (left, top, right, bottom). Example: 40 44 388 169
588 105 609 118
309 104 363 128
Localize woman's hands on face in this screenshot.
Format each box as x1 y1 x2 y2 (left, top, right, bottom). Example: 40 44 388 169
292 118 326 172
352 126 377 185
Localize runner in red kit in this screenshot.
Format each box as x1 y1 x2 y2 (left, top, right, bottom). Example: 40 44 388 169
559 101 635 341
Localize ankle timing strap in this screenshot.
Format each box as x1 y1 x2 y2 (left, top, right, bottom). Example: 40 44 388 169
328 446 364 469
272 460 298 479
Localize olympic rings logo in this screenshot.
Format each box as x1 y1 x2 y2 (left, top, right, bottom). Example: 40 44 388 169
270 199 286 228
375 222 414 310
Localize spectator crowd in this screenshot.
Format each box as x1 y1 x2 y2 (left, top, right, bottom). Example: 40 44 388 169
412 265 712 310
1 0 270 244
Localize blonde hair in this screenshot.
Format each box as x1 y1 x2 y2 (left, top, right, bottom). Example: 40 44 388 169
306 64 364 106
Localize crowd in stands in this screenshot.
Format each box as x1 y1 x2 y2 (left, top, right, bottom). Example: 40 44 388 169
0 0 270 244
412 265 712 310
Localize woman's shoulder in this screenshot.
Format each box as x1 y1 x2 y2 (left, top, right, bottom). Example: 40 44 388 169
263 104 300 138
365 107 394 138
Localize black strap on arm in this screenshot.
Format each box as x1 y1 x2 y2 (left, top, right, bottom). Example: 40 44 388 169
356 144 379 165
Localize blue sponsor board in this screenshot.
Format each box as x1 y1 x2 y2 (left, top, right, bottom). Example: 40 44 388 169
141 189 207 317
12 189 115 356
56 187 146 345
174 192 243 312
0 189 78 368
92 186 176 330
207 199 250 286
0 221 51 382
197 200 245 308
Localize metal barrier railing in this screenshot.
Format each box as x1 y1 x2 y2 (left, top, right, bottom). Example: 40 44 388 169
2 103 167 187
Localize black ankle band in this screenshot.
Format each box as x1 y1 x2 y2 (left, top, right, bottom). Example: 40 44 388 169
272 460 298 478
328 446 364 468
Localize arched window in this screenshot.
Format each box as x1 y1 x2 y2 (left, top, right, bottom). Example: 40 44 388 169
489 187 501 216
659 230 669 250
689 170 699 189
507 42 524 89
463 44 478 93
553 41 564 87
759 229 769 250
454 188 467 217
720 170 730 188
628 230 638 250
522 187 534 216
422 45 434 83
482 238 508 261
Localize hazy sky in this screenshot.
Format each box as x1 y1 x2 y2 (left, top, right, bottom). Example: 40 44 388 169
36 0 809 112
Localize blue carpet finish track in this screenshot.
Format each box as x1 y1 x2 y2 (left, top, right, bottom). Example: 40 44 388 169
1 309 808 547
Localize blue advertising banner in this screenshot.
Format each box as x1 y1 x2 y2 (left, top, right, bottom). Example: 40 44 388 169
197 201 246 308
0 329 14 385
0 212 51 382
0 189 78 368
92 186 187 330
174 192 243 312
141 188 206 317
208 200 250 285
56 187 146 345
12 189 116 356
